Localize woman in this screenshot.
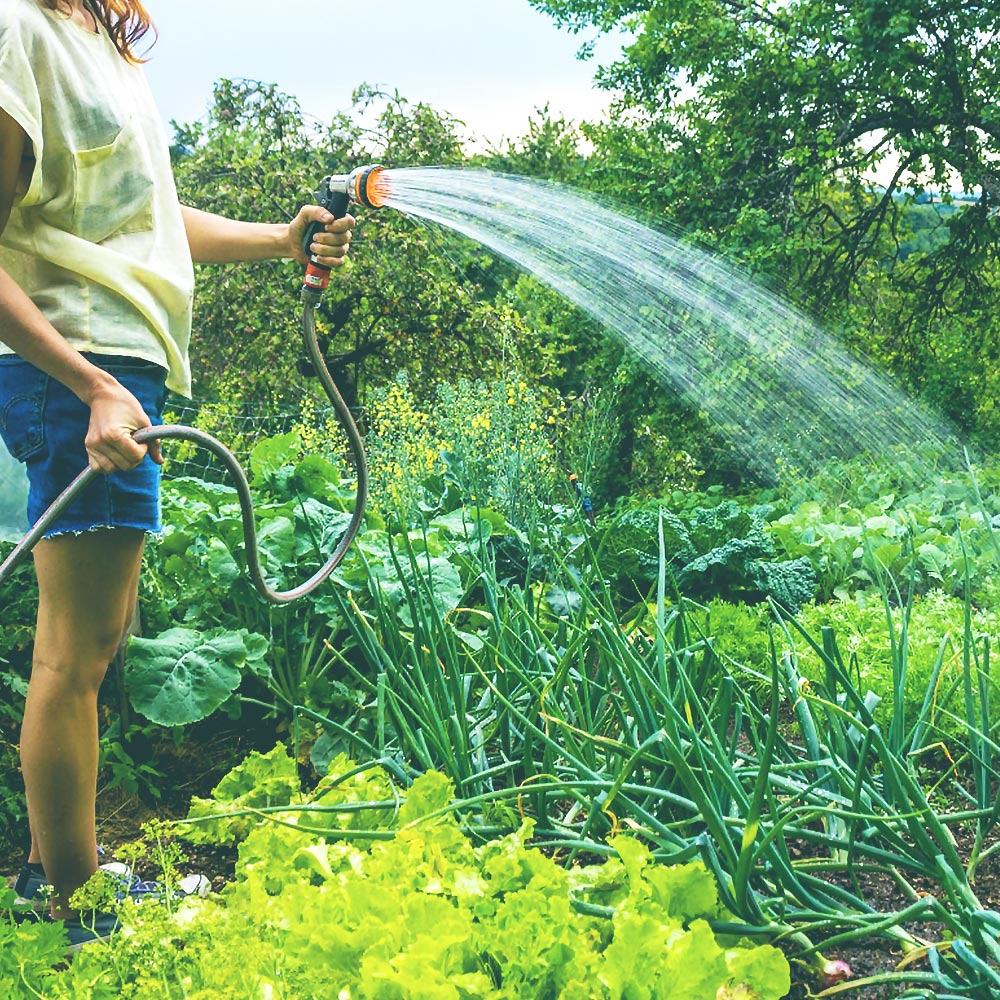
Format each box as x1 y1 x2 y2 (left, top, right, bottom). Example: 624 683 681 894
0 0 354 948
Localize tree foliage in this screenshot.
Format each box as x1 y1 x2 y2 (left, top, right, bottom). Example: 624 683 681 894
171 81 565 414
529 0 1000 447
529 1 1000 255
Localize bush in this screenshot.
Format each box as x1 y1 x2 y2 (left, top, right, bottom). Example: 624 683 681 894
365 372 562 530
598 497 817 610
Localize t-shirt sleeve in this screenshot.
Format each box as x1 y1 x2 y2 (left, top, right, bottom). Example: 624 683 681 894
0 13 43 205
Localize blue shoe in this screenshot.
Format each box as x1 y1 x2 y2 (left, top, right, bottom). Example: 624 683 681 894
10 860 134 913
55 910 121 953
11 863 48 913
9 862 209 918
119 872 211 903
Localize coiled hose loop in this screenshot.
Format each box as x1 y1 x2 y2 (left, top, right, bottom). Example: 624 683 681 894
0 293 368 603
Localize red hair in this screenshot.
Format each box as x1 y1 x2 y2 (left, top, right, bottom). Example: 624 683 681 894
46 1 156 62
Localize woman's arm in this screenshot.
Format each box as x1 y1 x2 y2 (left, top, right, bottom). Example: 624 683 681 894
180 204 354 267
0 106 23 237
0 107 158 471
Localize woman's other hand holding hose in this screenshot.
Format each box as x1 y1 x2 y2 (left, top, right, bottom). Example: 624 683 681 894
84 379 161 473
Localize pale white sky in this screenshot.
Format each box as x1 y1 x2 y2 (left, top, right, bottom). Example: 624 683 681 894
143 1 627 149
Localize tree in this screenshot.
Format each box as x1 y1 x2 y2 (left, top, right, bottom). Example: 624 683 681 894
170 81 565 416
475 105 589 183
529 1 1000 281
528 0 1000 446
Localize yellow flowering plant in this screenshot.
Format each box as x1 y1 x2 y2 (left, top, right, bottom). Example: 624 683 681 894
364 371 562 529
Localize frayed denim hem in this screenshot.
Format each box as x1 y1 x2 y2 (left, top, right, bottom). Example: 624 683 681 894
41 524 164 540
4 352 168 545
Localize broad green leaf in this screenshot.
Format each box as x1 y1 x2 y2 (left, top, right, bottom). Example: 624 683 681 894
398 770 455 824
430 507 496 542
863 514 901 536
204 537 240 586
250 431 301 483
256 515 296 576
291 453 342 494
378 553 464 627
724 943 793 1000
545 584 582 617
917 541 949 580
126 627 267 726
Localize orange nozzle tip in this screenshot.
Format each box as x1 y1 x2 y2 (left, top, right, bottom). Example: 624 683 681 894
363 166 390 208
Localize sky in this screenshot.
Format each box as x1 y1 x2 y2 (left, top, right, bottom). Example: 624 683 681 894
143 1 628 150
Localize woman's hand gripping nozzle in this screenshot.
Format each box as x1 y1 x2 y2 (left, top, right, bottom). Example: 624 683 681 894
301 164 387 300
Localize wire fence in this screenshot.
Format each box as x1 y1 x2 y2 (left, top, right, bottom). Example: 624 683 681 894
161 395 358 484
0 445 29 541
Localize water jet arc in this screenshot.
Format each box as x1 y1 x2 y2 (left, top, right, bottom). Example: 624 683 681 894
372 166 960 480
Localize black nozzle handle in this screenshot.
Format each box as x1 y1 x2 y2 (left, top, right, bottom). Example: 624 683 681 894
301 180 352 260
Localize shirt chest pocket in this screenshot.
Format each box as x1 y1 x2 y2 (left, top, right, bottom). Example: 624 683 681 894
72 126 154 244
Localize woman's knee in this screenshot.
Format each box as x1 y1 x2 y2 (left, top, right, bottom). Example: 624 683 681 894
31 625 124 692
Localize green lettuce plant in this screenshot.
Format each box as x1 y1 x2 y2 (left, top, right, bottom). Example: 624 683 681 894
0 755 792 1000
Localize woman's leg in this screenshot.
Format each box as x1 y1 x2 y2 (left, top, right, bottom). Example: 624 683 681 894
20 528 145 919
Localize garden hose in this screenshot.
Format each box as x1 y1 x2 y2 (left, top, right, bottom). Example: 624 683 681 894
0 166 387 603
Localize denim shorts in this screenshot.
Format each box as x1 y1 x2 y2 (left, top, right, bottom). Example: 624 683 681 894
0 352 167 537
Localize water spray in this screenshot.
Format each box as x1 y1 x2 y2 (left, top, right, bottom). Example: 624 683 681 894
0 166 389 602
369 167 961 476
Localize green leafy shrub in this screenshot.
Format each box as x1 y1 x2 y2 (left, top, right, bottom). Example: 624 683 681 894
676 590 1000 743
600 498 817 610
137 432 526 732
769 459 1000 602
350 367 567 526
0 550 35 663
434 375 562 531
138 432 361 716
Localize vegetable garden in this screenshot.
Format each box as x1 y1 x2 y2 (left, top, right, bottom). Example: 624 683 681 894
6 1 1000 994
5 422 1000 997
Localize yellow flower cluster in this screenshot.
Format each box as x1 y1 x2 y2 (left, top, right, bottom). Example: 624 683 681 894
364 374 447 519
286 394 356 468
292 396 321 455
361 372 563 527
435 374 561 527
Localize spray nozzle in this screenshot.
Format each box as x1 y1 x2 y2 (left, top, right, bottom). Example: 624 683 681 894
311 164 388 229
302 164 388 296
324 164 389 212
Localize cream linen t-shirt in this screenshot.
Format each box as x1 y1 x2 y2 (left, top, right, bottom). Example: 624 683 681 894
0 0 195 396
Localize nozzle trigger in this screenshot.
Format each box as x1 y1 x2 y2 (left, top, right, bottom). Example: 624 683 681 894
301 179 351 260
